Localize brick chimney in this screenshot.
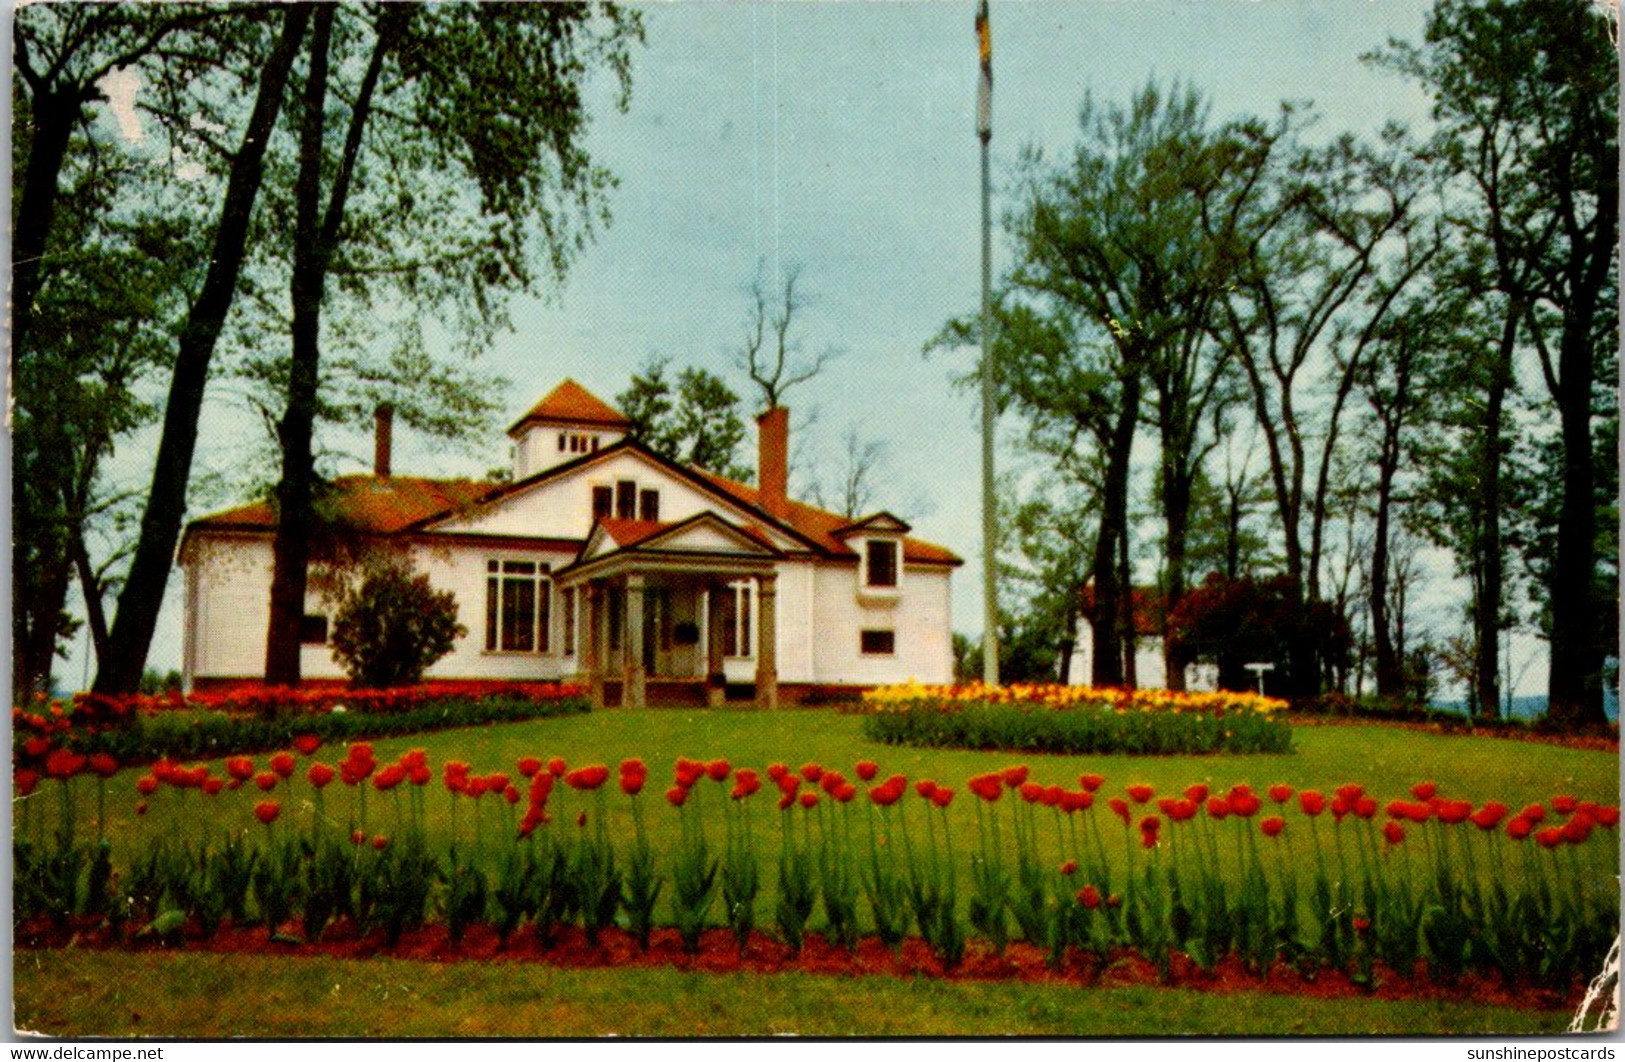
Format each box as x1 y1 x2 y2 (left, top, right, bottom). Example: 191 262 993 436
373 404 394 477
757 405 790 520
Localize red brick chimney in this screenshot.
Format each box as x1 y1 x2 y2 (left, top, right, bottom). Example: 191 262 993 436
374 404 394 477
757 405 789 520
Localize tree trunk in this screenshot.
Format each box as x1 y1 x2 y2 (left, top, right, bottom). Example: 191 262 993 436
12 87 83 356
264 5 336 688
93 5 312 695
1088 376 1141 687
1160 444 1193 692
1470 311 1520 721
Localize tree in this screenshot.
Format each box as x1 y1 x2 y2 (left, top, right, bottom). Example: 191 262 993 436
618 359 751 480
1374 0 1618 725
1211 124 1440 697
92 6 314 696
806 425 889 519
739 264 841 412
1168 573 1352 695
329 562 465 688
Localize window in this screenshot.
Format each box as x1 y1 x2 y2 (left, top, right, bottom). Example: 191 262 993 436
300 614 329 645
485 560 551 653
592 486 613 520
639 489 660 522
865 539 899 588
557 433 567 452
607 588 624 654
616 480 637 519
721 581 753 658
561 587 576 656
860 629 896 656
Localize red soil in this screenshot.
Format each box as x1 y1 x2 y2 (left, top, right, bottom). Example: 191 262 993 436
16 917 1581 1012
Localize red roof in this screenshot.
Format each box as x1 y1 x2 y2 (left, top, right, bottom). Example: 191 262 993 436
1078 585 1164 637
689 468 961 566
507 379 631 435
188 475 495 536
595 518 668 549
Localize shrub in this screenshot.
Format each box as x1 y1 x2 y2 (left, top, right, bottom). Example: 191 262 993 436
330 563 466 687
861 701 1291 756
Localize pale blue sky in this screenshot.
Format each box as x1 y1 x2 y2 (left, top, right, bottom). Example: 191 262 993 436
70 0 1503 689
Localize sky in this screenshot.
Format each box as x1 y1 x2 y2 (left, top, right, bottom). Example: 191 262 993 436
59 0 1559 697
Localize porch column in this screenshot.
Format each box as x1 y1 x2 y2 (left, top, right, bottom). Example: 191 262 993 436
624 574 647 709
754 571 778 710
583 581 604 709
705 583 727 708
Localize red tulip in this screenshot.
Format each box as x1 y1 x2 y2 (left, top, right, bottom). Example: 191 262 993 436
1018 782 1044 804
504 785 521 805
869 781 902 807
1205 797 1230 820
666 786 688 807
255 771 278 792
799 790 820 809
373 765 406 792
517 756 544 778
1108 797 1131 825
1041 784 1065 807
855 761 879 782
22 736 50 758
203 778 225 796
800 762 824 783
1506 816 1533 841
1268 784 1292 804
1060 860 1079 876
621 773 646 796
45 748 85 779
88 753 119 779
1138 814 1161 835
968 773 1004 803
548 757 568 777
930 786 955 809
565 765 610 790
1001 764 1030 788
820 770 846 795
1261 816 1285 838
1470 802 1509 830
307 762 336 789
1077 885 1101 909
372 834 389 851
1385 799 1410 820
1562 813 1595 845
915 779 938 799
1184 783 1209 803
1436 800 1472 825
15 770 41 796
1353 797 1377 820
465 778 487 799
254 801 280 825
1552 794 1578 815
1595 805 1620 828
292 734 321 756
485 772 511 792
1410 780 1437 801
620 758 647 779
1079 774 1105 792
1228 783 1254 803
834 783 857 803
1170 799 1198 822
1298 790 1325 817
1353 916 1371 933
409 765 431 786
1231 793 1262 818
731 770 762 800
766 763 789 783
1383 821 1405 846
1536 826 1564 849
1518 803 1546 823
351 829 366 845
1126 783 1154 804
1335 784 1364 802
702 758 730 783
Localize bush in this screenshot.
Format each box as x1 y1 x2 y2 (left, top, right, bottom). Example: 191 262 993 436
330 563 465 687
862 701 1292 756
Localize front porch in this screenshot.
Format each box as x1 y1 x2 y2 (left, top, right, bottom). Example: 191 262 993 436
555 515 783 710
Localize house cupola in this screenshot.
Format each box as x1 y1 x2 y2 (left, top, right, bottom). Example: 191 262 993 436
507 379 631 479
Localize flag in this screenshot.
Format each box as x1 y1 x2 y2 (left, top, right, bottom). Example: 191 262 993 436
976 0 992 140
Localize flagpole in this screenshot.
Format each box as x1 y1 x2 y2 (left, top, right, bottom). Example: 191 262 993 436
976 0 999 687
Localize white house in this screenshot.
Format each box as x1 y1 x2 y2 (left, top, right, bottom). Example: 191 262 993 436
177 380 960 706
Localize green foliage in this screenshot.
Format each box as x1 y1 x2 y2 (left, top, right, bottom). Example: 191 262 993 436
862 702 1292 756
617 359 751 480
329 562 466 688
62 693 590 767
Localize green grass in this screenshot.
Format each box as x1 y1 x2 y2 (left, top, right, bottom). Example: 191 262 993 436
12 949 1573 1037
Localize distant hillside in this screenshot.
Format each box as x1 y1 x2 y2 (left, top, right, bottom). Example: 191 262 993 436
1431 692 1619 722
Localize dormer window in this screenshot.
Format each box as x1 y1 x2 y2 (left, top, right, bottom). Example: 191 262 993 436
616 480 637 519
864 539 899 589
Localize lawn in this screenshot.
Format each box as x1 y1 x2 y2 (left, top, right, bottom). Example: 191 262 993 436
12 950 1574 1037
13 706 1618 1036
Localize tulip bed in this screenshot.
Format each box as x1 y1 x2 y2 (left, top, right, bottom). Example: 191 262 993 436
14 733 1617 995
859 683 1293 755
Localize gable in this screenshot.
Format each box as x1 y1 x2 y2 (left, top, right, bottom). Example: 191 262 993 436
423 447 807 552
